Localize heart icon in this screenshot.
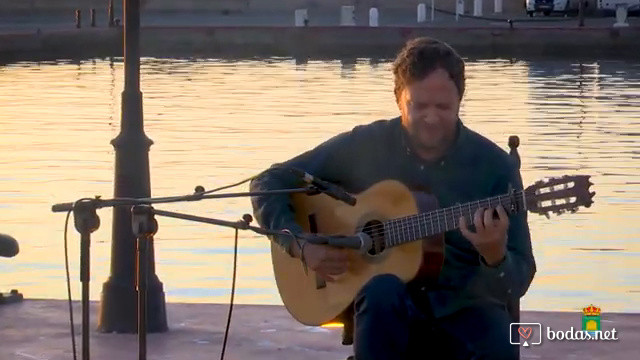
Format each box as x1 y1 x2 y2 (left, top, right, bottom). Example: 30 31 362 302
518 327 532 339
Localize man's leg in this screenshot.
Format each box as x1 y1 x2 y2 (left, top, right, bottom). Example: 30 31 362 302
437 302 519 360
353 274 423 360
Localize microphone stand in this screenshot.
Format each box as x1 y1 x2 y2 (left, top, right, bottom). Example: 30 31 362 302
52 185 334 360
131 205 157 360
126 191 337 360
72 199 100 360
51 188 317 213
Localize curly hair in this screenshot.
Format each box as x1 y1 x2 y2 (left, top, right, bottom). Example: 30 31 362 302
392 37 466 102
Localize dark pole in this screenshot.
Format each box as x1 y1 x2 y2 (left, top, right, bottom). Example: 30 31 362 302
98 0 168 334
108 0 115 27
578 0 585 27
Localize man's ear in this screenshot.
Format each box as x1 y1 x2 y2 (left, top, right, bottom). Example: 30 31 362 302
395 89 406 113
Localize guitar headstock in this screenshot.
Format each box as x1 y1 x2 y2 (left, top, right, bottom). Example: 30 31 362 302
524 175 595 218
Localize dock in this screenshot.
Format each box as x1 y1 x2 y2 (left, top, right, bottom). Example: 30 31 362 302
2 299 638 359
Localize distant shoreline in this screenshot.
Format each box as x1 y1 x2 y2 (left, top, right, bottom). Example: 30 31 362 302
1 25 639 63
0 0 527 16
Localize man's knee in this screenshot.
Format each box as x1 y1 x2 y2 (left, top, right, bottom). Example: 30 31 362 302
355 274 406 313
469 317 519 360
439 303 519 360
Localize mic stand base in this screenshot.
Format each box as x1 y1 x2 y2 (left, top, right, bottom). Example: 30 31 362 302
0 289 23 305
97 280 166 333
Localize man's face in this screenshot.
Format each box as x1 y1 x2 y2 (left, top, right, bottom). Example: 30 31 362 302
398 68 461 161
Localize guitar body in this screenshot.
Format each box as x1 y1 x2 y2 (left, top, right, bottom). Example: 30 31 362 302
271 179 444 326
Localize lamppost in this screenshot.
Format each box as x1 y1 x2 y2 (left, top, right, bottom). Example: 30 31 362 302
98 0 168 333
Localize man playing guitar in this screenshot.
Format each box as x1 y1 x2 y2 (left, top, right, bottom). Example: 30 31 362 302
250 37 536 360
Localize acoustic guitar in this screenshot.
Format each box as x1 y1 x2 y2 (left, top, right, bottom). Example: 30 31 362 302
271 176 594 326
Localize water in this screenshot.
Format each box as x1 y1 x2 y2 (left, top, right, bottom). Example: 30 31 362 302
0 57 638 314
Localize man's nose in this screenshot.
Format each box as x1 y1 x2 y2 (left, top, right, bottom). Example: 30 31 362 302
421 108 438 124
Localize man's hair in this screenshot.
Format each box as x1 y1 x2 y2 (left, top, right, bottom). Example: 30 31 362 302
392 37 466 102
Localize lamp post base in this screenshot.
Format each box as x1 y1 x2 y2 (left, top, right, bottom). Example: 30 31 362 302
98 278 168 333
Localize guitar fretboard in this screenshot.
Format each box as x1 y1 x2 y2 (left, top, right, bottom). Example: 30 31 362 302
382 191 526 247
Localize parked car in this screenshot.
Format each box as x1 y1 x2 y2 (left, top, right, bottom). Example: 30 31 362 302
525 0 570 16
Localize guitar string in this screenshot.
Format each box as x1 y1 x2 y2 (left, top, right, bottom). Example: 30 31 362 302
356 191 523 246
383 194 511 247
383 194 514 245
367 192 516 235
362 195 511 245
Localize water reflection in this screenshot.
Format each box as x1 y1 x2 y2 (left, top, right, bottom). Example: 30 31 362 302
0 57 638 312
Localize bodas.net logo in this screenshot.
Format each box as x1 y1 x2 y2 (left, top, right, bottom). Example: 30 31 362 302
510 323 542 347
510 304 619 347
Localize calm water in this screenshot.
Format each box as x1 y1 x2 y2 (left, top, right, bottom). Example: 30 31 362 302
0 57 638 313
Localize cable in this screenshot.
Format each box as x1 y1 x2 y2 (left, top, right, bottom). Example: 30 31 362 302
53 166 295 213
220 228 239 360
64 209 78 360
203 163 295 195
202 174 257 195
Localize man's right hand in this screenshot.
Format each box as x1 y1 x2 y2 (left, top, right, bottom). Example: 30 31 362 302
291 241 349 282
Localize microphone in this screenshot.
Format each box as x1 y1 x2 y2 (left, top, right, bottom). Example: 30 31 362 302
0 234 19 258
289 167 357 206
302 232 372 251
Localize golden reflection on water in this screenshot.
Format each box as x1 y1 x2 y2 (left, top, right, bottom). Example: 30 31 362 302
0 57 638 312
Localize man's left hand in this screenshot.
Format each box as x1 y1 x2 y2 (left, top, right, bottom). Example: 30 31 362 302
459 205 509 266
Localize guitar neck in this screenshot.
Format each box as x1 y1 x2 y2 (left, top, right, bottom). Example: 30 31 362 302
383 190 526 247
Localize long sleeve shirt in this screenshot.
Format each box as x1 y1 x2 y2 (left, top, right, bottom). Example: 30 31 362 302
250 116 536 318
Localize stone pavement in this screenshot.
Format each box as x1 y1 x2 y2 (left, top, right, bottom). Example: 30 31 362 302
1 299 638 360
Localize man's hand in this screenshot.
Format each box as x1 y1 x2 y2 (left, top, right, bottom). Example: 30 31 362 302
459 205 509 266
291 241 349 281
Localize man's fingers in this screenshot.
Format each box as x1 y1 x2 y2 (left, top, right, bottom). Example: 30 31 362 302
459 216 475 242
496 205 509 227
483 207 494 228
325 264 348 275
316 270 336 282
325 248 349 261
473 208 485 232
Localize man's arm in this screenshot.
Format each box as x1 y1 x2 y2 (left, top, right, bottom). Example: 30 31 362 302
250 127 365 255
480 158 537 301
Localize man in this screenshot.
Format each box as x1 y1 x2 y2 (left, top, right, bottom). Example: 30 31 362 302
250 37 536 359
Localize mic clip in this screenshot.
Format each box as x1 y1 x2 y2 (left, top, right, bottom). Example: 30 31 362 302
304 185 323 196
289 167 357 206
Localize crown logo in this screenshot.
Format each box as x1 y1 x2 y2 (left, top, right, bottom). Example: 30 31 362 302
582 305 601 317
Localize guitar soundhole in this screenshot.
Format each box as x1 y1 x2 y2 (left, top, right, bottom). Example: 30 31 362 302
362 220 386 256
